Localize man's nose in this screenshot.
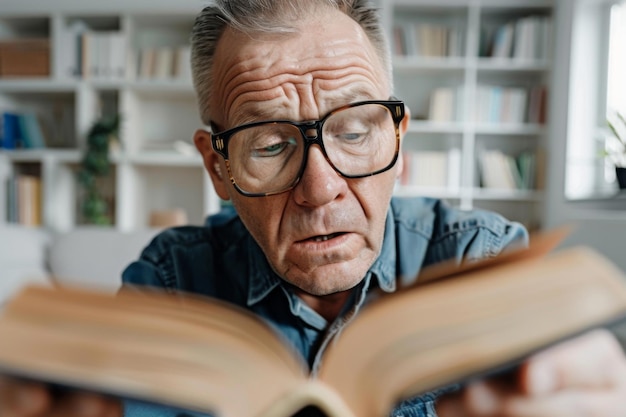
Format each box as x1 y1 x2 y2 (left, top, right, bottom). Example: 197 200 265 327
291 145 347 207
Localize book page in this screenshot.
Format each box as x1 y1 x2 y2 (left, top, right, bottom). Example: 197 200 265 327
318 246 626 417
0 286 308 417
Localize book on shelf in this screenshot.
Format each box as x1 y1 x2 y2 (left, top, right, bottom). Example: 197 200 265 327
513 16 552 61
1 229 626 417
17 112 46 149
406 150 448 188
173 46 192 80
80 31 127 80
481 15 551 61
400 148 461 190
527 85 548 125
58 20 89 78
138 47 157 79
479 149 537 191
392 26 407 56
0 38 50 77
428 87 464 123
0 111 48 150
428 87 454 122
0 112 20 149
137 46 191 80
393 22 463 58
491 22 515 59
474 86 530 125
5 174 42 226
154 47 175 79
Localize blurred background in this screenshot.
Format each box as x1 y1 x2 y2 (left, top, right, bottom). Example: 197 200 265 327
0 0 625 300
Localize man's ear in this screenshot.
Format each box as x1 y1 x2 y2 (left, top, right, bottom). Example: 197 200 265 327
400 105 411 136
396 106 411 179
193 129 230 201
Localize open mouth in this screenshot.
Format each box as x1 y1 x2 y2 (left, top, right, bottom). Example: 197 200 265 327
310 232 344 242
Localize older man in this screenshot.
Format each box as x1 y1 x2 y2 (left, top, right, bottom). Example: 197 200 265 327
2 1 626 416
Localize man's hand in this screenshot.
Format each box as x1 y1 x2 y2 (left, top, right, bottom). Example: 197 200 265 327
437 329 626 416
0 377 122 417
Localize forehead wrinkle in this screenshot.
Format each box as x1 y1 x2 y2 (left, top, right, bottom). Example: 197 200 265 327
214 16 388 126
222 62 385 125
225 72 380 127
229 94 292 126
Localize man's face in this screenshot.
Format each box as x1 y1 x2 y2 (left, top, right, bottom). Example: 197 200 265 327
197 8 407 296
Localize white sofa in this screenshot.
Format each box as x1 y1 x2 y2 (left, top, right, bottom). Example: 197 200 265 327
0 226 159 306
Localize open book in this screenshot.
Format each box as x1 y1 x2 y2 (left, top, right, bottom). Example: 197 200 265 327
1 232 626 417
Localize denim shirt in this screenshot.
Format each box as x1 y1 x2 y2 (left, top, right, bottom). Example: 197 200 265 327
121 197 528 417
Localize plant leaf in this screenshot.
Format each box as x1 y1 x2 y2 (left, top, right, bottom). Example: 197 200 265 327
618 112 626 131
608 119 626 149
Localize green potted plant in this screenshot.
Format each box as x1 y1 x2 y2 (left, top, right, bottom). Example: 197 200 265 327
77 114 121 225
604 111 626 189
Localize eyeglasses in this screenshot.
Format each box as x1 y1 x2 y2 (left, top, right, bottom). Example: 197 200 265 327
210 99 405 197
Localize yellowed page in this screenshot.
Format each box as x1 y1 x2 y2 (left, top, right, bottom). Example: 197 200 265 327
0 286 308 417
319 247 626 417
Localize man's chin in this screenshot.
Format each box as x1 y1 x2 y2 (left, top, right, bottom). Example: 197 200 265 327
287 271 365 297
278 254 375 295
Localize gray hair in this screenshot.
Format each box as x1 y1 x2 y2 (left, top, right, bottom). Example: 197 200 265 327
190 0 392 125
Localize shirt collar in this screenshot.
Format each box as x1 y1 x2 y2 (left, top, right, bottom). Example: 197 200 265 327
246 235 282 306
367 209 397 293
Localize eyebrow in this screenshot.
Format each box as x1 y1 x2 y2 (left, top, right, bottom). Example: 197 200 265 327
230 105 288 126
324 88 379 109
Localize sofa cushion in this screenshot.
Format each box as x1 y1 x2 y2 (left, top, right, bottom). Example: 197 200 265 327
48 227 159 293
0 226 51 306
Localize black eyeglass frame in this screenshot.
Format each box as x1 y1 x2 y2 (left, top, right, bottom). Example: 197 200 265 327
210 98 406 197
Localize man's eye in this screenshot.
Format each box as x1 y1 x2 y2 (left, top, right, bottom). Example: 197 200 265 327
340 132 365 140
252 137 297 157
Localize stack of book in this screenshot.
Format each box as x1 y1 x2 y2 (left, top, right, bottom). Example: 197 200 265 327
56 21 127 80
400 148 461 190
474 85 546 125
428 87 464 122
393 22 464 57
137 46 192 81
80 31 127 80
0 39 50 77
479 149 537 191
481 15 552 60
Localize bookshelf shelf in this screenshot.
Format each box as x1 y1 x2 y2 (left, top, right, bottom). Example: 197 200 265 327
0 79 76 93
1 149 81 162
392 56 467 72
407 121 465 134
474 123 546 135
476 58 551 72
112 152 202 167
472 188 544 201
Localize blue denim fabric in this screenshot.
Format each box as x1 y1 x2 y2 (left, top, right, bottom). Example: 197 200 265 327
121 197 528 417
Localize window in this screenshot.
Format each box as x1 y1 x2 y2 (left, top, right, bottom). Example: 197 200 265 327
564 0 626 199
607 2 626 118
602 1 626 184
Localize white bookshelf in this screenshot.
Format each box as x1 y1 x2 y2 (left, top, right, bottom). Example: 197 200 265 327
383 0 554 230
0 0 554 232
0 0 220 232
